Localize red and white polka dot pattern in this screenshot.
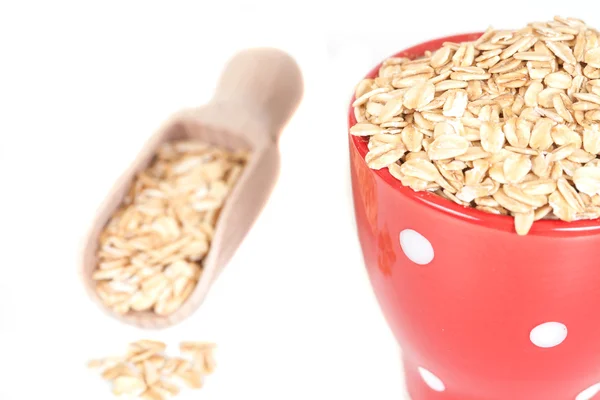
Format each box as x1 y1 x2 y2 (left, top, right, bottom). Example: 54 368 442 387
398 230 590 398
395 227 600 399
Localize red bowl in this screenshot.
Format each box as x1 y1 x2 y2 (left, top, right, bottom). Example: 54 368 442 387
349 33 600 400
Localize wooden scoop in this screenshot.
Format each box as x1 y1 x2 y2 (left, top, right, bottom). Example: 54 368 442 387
80 48 303 329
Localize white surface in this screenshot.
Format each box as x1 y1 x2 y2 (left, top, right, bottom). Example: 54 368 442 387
1 1 598 400
529 322 568 348
0 2 403 400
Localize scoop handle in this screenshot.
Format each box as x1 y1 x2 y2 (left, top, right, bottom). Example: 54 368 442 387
210 47 304 142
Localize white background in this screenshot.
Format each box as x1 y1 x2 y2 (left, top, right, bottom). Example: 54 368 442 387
0 1 598 400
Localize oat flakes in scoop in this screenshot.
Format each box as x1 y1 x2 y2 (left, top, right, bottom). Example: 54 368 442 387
93 141 248 316
351 16 600 235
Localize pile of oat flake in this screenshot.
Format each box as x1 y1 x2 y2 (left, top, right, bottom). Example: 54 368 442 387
351 16 600 235
88 340 216 399
93 140 248 314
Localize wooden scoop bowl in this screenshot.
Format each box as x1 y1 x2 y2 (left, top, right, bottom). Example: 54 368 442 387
80 48 303 329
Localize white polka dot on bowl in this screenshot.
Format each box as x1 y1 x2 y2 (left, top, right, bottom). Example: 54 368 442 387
576 383 600 400
418 367 445 392
529 322 568 348
399 229 434 265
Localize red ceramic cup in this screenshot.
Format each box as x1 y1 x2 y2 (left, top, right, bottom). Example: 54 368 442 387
349 33 600 400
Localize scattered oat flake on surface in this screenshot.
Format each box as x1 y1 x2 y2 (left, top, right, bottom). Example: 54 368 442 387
112 376 147 396
89 340 217 399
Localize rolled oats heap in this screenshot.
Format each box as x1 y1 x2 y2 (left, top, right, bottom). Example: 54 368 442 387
93 140 248 315
88 340 216 399
350 16 600 235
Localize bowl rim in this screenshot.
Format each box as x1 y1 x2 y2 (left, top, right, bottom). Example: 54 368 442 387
348 32 600 236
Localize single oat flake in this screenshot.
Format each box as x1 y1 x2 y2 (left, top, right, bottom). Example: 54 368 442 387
351 16 600 235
